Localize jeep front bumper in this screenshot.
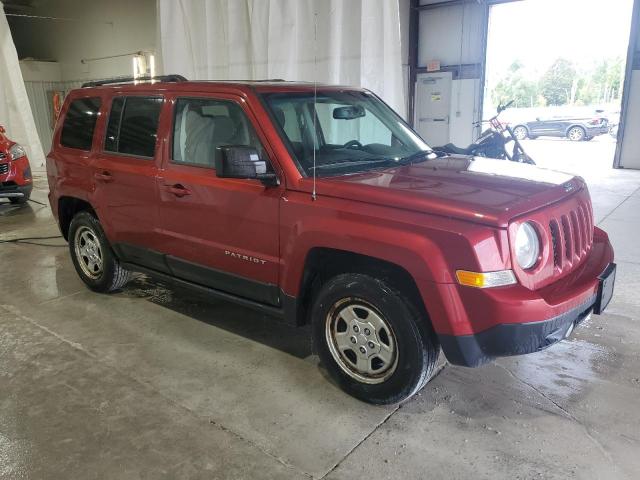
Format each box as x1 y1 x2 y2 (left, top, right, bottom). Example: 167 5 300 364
425 227 615 367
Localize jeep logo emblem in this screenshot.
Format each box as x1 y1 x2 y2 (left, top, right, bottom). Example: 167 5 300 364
563 182 575 193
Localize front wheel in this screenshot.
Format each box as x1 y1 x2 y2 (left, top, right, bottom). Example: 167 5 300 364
312 273 439 404
68 211 131 293
567 126 586 141
513 126 528 141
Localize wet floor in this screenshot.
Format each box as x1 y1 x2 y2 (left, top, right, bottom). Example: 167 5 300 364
1 169 640 479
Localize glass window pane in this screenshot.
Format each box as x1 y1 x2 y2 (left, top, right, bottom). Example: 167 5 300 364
172 97 265 167
264 91 430 177
60 97 101 150
116 97 162 158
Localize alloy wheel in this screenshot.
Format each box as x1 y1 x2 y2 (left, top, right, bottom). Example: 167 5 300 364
568 127 585 141
325 298 398 384
513 126 527 140
74 226 104 279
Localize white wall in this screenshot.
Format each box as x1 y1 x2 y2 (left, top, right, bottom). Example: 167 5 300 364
418 3 485 68
19 60 62 82
399 0 411 118
9 0 156 81
415 1 486 146
619 72 640 169
619 3 640 170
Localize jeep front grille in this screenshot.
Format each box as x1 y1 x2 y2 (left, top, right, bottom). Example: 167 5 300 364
549 201 593 272
0 163 8 175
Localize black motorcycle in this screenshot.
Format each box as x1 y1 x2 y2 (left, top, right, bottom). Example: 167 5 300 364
434 101 535 164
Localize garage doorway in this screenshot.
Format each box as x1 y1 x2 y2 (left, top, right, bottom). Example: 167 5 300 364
483 0 634 176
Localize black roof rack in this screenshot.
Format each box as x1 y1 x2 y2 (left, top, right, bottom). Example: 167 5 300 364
82 74 187 88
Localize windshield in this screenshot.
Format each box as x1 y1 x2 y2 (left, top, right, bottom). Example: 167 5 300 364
262 90 434 177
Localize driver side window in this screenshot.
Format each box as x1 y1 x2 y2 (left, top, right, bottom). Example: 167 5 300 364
172 97 265 167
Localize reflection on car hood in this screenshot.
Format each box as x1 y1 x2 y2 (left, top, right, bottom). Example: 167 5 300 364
318 156 581 227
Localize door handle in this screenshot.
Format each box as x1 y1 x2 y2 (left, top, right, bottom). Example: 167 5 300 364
165 184 192 197
94 171 113 182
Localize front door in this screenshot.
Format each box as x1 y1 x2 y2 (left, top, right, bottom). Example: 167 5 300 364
414 72 452 146
156 94 282 305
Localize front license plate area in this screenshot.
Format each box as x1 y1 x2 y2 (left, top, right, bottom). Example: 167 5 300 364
594 263 616 314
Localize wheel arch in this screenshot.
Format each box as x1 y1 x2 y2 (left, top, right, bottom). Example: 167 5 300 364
58 196 97 240
286 247 433 331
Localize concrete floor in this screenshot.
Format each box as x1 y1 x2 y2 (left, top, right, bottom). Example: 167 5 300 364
1 149 640 479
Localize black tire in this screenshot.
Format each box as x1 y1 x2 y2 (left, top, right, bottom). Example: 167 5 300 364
513 126 528 141
567 126 586 142
68 211 131 293
312 273 439 405
9 193 29 205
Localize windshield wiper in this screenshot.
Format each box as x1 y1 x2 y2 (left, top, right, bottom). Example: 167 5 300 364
397 149 436 165
311 158 399 171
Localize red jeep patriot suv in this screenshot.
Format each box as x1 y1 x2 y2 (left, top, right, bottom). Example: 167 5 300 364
46 76 616 404
0 125 33 204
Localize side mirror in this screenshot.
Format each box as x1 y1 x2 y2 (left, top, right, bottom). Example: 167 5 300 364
215 146 279 187
535 117 541 122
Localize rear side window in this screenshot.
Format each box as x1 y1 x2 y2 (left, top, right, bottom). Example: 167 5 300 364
105 96 163 158
60 97 101 150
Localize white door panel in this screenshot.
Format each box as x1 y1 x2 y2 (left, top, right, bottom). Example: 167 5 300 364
414 72 452 146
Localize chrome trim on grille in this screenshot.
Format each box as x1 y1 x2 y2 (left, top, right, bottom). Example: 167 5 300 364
0 163 9 175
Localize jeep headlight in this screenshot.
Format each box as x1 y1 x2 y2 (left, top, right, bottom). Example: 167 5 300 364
9 144 26 161
515 222 540 270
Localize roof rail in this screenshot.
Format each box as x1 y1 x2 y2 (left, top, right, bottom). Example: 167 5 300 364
82 74 188 88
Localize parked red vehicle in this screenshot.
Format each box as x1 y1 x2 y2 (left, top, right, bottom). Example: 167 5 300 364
46 76 616 404
0 125 33 204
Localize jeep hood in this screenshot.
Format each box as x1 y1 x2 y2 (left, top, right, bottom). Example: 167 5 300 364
314 156 582 228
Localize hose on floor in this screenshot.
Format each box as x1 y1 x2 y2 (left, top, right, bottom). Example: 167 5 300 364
0 235 66 247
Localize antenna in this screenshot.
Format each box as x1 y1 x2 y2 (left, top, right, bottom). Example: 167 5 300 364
311 11 318 201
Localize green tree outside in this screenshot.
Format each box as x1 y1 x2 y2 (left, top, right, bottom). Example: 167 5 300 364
490 56 624 108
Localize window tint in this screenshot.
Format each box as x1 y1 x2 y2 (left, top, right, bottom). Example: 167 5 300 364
105 96 163 158
172 98 265 167
60 97 101 150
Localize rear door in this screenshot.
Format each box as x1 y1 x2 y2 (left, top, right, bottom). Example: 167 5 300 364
91 94 168 271
155 93 282 305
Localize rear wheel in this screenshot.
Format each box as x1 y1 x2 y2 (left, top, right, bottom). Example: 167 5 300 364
513 126 528 141
567 126 586 141
312 273 439 404
68 211 131 292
